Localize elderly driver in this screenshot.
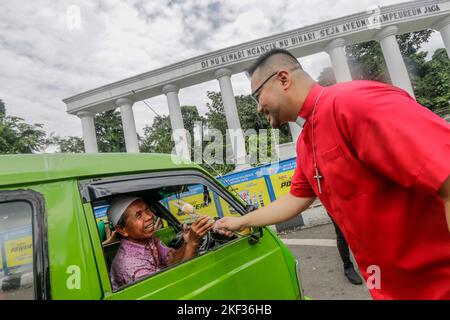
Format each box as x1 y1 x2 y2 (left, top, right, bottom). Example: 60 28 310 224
108 195 214 291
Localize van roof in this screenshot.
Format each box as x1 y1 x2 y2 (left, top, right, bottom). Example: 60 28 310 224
0 153 204 187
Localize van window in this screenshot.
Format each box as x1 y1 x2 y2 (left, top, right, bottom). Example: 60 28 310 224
0 201 34 300
91 180 249 292
159 183 242 223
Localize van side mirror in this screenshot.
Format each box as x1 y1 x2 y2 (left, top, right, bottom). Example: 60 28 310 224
245 204 262 244
248 227 263 245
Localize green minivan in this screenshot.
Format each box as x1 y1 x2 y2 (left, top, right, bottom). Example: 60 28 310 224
0 153 304 300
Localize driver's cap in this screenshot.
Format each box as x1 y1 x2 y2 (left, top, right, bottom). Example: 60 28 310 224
108 195 142 226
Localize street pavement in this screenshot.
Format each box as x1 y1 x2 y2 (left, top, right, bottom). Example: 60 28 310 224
279 223 372 300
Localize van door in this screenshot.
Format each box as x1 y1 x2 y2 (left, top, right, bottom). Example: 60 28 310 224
79 170 301 299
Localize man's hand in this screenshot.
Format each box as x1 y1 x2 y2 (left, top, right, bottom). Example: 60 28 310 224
183 215 214 247
214 194 315 235
213 216 245 237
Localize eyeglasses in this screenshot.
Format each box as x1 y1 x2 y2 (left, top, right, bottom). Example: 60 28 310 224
251 71 277 105
250 66 301 105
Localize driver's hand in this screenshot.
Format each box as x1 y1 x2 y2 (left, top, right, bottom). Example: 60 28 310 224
213 217 245 237
183 215 214 247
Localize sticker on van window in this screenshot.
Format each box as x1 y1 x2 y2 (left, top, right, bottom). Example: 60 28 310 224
0 226 33 274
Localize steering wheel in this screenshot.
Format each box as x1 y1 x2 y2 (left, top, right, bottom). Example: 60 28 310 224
169 229 214 253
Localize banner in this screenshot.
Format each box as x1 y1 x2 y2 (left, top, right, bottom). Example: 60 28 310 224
165 185 219 223
267 158 297 199
0 226 33 273
218 166 274 216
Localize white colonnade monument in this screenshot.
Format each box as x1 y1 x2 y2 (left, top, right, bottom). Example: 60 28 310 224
63 0 450 169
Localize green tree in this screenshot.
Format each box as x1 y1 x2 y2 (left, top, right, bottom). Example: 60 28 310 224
140 115 173 154
345 39 389 83
416 48 450 113
181 105 205 135
0 100 5 119
344 30 433 87
318 30 450 115
203 91 292 173
49 109 127 153
0 101 46 154
205 91 291 140
49 135 84 153
95 109 127 152
139 105 206 155
140 92 297 175
317 67 336 86
318 30 433 87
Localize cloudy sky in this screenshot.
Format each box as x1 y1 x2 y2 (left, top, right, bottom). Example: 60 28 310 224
0 0 445 138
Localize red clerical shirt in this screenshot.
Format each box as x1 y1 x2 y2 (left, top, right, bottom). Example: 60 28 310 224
290 80 450 299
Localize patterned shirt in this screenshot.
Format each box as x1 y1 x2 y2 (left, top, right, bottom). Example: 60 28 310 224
110 237 174 291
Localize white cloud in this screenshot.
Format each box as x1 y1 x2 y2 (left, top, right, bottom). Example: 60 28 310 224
0 0 446 140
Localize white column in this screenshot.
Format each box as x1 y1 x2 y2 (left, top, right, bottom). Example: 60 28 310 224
162 84 190 160
375 26 415 98
325 38 352 83
116 98 139 153
214 68 248 169
434 16 450 58
77 111 98 153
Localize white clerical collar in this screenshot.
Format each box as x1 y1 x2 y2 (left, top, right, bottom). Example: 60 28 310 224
295 116 306 128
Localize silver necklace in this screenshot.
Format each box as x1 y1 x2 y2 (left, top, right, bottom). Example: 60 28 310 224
311 88 325 194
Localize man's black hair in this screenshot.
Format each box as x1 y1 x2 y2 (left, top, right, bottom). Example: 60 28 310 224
247 48 301 76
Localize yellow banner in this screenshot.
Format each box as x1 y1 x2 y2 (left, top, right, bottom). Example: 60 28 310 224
168 192 218 223
220 178 271 216
4 236 33 268
269 170 296 199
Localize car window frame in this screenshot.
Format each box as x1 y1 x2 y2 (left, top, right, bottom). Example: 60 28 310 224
79 168 250 296
0 189 50 300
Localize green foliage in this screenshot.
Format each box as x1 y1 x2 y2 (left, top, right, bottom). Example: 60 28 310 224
340 30 433 86
202 91 292 173
181 105 205 134
319 30 450 116
416 48 450 113
95 110 127 153
0 100 5 119
139 92 294 175
50 109 128 153
317 67 336 87
140 115 173 154
397 30 434 56
0 101 46 154
204 91 228 134
140 105 206 155
345 39 390 83
49 135 84 153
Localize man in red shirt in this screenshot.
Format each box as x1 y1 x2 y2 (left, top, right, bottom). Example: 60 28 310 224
215 49 450 299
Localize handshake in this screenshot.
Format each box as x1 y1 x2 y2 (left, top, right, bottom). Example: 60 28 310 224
174 200 245 237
